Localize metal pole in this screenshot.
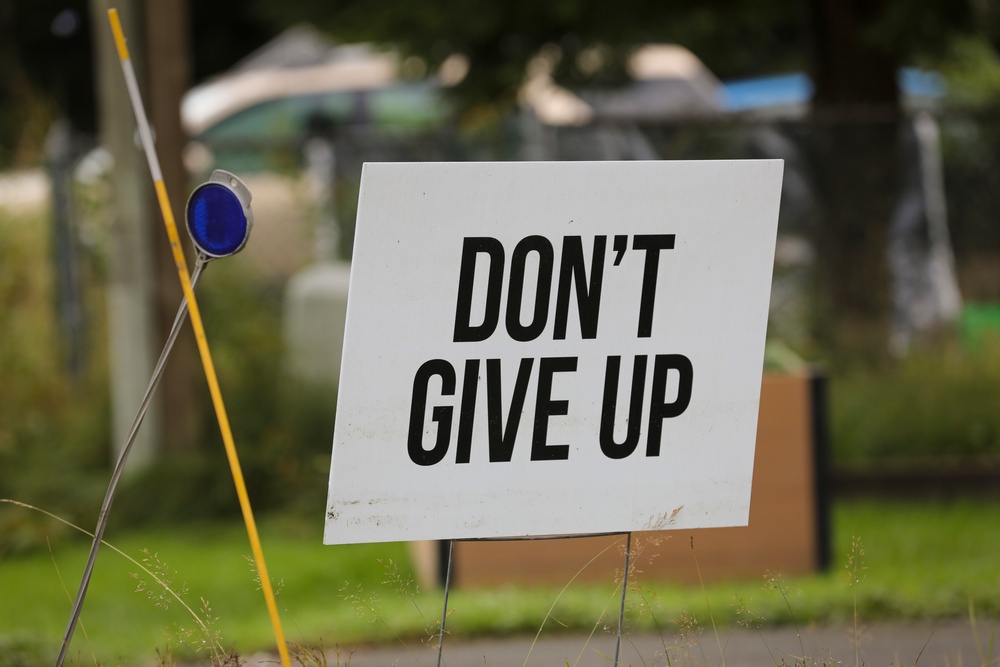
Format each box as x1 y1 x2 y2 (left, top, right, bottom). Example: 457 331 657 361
436 540 455 667
614 531 633 666
55 257 206 667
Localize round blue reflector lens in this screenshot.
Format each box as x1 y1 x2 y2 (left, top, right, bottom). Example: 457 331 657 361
186 183 249 257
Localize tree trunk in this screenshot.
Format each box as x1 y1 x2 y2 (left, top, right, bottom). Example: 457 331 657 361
141 0 203 454
805 0 901 363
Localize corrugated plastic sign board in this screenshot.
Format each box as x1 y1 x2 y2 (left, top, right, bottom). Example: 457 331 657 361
324 160 783 545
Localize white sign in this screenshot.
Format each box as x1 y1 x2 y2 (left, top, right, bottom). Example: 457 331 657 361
324 160 783 545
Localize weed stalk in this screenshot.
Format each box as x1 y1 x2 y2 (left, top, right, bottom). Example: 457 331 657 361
691 537 727 667
846 535 866 667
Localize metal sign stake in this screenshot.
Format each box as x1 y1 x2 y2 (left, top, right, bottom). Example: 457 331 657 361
614 531 633 665
436 539 455 667
432 532 634 666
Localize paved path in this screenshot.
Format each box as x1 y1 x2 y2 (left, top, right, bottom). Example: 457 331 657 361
240 619 996 666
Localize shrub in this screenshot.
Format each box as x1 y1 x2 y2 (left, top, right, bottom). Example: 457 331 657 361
831 338 1000 465
0 206 109 554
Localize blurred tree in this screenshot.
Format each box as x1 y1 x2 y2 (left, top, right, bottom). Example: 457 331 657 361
0 0 94 165
247 0 989 107
189 0 279 82
142 0 205 456
803 0 974 360
0 1 280 166
250 0 990 360
250 0 806 109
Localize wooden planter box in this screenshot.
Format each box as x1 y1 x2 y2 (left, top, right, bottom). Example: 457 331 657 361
411 372 829 588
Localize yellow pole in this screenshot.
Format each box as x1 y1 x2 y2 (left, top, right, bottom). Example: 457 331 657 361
106 10 292 666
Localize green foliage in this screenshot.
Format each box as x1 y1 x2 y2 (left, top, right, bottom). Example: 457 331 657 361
936 35 1000 106
110 451 244 527
0 196 332 544
830 340 1000 465
196 259 336 516
0 636 52 667
110 256 337 527
0 206 110 554
0 1 283 167
869 0 975 60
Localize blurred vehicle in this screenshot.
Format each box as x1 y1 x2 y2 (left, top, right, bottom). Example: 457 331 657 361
180 26 745 172
181 25 451 173
721 67 947 116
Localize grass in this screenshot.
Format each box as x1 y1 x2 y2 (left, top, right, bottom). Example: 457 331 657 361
0 512 417 664
1 499 999 664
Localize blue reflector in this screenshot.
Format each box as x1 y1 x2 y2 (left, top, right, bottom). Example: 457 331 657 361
186 183 249 257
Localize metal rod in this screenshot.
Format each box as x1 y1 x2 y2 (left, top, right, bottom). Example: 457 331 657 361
614 531 633 666
436 540 455 667
55 257 207 667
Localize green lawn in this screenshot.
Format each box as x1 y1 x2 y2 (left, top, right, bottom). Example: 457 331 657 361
2 500 999 665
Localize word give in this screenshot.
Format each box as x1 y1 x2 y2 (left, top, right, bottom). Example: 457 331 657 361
407 353 693 466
